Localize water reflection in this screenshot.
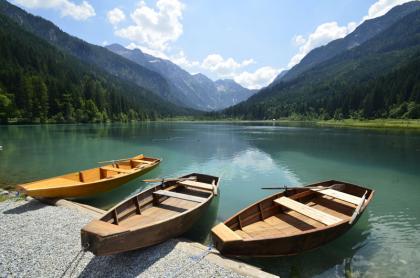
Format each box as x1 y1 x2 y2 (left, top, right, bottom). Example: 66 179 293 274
1 123 420 277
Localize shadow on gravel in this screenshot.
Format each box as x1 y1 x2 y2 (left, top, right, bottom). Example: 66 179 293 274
79 240 176 277
3 200 46 214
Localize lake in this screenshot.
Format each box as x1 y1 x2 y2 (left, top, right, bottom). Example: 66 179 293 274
1 122 420 277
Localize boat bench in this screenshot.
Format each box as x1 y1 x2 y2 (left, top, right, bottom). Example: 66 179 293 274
314 188 362 205
211 223 242 242
153 190 207 203
274 197 342 226
131 159 154 165
100 166 133 173
178 180 214 191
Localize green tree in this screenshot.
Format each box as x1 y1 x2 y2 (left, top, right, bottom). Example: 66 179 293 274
0 92 12 123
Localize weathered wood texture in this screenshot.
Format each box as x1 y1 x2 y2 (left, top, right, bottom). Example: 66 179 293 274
211 180 374 257
81 173 220 256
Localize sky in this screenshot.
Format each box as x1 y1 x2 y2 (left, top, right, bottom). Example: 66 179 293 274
11 0 417 89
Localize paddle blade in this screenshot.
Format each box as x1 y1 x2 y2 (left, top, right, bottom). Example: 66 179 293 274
349 191 367 224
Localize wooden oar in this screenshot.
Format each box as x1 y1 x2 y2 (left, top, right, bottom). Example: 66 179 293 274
143 176 197 183
97 158 132 164
349 191 367 224
261 184 345 191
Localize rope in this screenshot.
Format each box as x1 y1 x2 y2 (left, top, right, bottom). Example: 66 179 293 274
60 248 86 278
170 243 214 278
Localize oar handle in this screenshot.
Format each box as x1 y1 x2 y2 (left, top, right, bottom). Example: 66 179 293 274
143 176 197 183
97 158 132 164
261 186 332 190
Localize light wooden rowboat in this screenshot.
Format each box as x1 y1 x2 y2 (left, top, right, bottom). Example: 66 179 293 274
15 154 161 198
211 180 374 257
81 173 220 256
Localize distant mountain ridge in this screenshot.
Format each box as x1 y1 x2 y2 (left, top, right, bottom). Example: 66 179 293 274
225 2 420 120
274 1 420 83
0 0 178 104
106 44 256 111
0 0 254 111
0 13 186 123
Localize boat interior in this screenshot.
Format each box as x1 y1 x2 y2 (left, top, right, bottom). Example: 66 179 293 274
100 175 217 230
24 155 158 189
221 181 371 240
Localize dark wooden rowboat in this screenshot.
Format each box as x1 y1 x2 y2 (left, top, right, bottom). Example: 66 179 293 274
81 173 220 256
211 180 374 257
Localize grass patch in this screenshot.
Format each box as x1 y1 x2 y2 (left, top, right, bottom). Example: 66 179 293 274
0 191 26 202
317 119 420 129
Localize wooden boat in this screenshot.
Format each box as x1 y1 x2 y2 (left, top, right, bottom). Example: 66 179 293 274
81 173 220 255
15 154 161 198
211 180 374 257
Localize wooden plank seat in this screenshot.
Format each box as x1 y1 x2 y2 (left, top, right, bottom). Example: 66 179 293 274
314 188 362 205
274 197 342 226
153 190 207 203
131 159 154 164
212 223 242 242
178 180 214 191
100 166 133 173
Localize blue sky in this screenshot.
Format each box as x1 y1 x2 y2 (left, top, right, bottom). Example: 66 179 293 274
12 0 415 88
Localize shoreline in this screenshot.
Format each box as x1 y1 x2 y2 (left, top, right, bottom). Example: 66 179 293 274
0 195 277 278
1 118 420 130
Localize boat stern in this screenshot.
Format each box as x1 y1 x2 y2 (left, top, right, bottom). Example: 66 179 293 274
211 223 242 255
81 220 129 256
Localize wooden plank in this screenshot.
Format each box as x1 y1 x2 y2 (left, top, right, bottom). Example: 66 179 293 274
178 180 214 191
82 220 128 237
100 166 133 173
274 197 342 226
153 190 207 203
212 223 242 242
131 159 154 164
316 188 362 205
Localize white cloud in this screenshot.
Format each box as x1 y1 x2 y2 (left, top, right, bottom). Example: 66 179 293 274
288 21 356 68
107 8 125 26
170 51 200 68
364 0 416 21
201 54 255 77
115 0 184 52
293 35 306 46
234 66 281 90
14 0 95 20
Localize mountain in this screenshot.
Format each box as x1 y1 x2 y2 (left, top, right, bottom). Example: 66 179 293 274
214 79 257 107
106 44 256 111
270 70 289 86
280 1 420 82
0 13 186 123
224 4 420 120
0 0 178 104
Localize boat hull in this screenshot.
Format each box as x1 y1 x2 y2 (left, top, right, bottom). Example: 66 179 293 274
81 173 219 256
213 217 360 257
82 198 211 256
211 180 373 257
16 155 160 198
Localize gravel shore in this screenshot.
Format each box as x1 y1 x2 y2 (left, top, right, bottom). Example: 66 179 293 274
0 199 252 278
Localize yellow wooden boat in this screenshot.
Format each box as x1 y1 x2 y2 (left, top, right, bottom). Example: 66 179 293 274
16 154 161 198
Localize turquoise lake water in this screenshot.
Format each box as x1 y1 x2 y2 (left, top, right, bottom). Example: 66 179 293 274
1 122 420 277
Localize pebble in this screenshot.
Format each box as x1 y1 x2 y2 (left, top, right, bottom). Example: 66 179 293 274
0 200 246 278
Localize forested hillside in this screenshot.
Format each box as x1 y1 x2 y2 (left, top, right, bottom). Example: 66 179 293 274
224 6 420 120
0 15 186 123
